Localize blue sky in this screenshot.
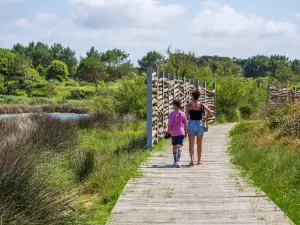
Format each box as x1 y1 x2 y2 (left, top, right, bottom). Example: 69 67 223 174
1 0 300 63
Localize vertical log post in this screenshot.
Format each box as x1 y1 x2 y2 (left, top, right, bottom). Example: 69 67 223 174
146 67 153 150
213 81 216 124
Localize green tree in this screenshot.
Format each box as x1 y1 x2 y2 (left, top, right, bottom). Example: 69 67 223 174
100 48 133 78
46 60 69 80
50 43 78 76
138 51 165 71
0 48 16 76
291 59 300 75
77 54 107 87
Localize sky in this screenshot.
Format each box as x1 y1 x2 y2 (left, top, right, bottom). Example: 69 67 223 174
1 0 300 64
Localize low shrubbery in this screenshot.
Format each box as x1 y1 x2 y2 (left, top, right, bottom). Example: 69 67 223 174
69 88 96 99
0 103 88 114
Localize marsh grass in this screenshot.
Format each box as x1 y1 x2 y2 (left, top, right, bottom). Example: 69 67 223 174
0 113 149 225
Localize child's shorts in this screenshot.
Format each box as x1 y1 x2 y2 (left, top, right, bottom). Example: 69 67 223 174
171 136 184 146
187 120 205 137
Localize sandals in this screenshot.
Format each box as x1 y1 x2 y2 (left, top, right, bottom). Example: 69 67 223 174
197 161 202 165
189 162 194 166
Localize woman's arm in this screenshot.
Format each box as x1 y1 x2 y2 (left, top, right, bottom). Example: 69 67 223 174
203 104 212 121
185 103 190 120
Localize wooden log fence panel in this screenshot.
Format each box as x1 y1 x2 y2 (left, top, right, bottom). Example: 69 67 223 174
147 67 217 150
269 86 298 107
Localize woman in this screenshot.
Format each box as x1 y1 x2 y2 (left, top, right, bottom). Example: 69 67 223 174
185 88 212 166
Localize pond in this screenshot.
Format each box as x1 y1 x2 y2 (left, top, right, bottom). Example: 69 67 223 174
0 113 89 119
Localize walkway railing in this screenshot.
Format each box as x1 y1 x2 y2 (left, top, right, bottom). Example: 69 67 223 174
146 67 216 150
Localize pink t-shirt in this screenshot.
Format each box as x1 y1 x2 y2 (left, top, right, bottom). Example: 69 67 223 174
168 110 187 136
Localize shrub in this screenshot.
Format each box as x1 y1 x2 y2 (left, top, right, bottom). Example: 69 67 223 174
46 60 69 80
266 103 300 137
69 88 95 99
6 80 19 95
31 83 57 97
14 89 27 96
65 80 79 87
114 74 146 119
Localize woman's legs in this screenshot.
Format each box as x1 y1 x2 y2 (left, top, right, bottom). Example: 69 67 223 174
188 135 195 164
196 136 203 164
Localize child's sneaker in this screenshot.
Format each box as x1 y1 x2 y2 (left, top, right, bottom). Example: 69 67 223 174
176 161 181 168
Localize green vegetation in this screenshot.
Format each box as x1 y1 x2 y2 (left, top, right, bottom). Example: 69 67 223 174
0 113 149 224
229 103 300 224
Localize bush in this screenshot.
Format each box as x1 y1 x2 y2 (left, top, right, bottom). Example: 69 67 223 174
69 88 95 99
46 60 69 80
6 80 19 95
65 80 79 87
216 77 268 121
31 83 57 97
14 89 27 96
266 103 300 137
114 74 146 119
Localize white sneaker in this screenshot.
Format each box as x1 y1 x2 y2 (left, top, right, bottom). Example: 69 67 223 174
173 161 177 166
176 161 181 168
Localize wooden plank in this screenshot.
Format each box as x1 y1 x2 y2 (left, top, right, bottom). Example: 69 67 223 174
107 124 294 225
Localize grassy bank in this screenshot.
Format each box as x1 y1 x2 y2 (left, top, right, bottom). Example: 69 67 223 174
229 107 300 224
0 113 149 224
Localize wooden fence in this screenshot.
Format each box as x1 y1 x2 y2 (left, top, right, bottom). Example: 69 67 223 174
268 86 300 106
146 68 216 150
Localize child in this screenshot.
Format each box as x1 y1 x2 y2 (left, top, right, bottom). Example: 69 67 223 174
168 99 188 168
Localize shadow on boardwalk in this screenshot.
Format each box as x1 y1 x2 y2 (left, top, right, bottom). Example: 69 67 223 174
107 124 293 225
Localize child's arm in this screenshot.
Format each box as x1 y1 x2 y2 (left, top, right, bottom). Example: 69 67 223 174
167 113 173 134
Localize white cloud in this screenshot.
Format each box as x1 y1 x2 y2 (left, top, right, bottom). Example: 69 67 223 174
70 0 186 28
12 18 33 29
190 1 298 38
37 12 58 21
1 0 300 64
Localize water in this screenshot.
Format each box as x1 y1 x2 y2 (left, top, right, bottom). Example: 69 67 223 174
0 113 89 119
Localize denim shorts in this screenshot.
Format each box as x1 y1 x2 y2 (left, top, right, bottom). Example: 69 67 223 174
171 136 184 146
187 120 205 137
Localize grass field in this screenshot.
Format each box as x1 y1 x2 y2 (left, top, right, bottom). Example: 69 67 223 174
229 121 300 224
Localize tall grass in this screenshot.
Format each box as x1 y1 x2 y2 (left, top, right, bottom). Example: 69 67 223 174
0 113 148 224
0 116 77 225
229 106 300 224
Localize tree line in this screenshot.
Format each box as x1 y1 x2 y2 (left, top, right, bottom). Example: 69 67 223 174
1 42 300 96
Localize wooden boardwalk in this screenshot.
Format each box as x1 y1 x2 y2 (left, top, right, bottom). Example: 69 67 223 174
107 124 293 225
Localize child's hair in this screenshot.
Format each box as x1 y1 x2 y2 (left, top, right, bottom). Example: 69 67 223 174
192 88 201 100
172 99 181 108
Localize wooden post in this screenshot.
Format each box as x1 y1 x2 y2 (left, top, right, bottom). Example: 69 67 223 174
196 80 200 89
146 67 153 151
214 81 217 124
294 86 297 101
